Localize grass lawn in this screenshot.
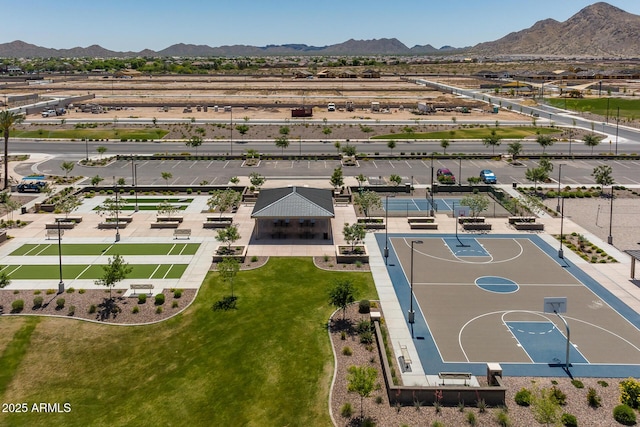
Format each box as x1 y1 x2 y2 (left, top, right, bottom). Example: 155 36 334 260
546 97 640 120
93 204 189 211
0 257 376 426
372 126 559 140
13 128 169 140
0 263 188 280
120 198 194 204
10 243 200 257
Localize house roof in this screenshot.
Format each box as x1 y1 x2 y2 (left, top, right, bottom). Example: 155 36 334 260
251 187 334 219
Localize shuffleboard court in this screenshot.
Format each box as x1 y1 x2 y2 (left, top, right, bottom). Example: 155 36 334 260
9 243 200 257
378 233 640 377
0 263 188 280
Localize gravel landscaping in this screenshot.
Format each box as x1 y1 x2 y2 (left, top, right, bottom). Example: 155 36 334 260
330 303 628 427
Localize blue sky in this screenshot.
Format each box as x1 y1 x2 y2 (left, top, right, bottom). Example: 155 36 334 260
5 0 640 51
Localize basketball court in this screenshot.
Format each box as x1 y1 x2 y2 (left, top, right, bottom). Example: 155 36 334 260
378 233 640 377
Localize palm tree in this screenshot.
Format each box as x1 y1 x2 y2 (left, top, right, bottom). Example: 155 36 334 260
0 110 24 189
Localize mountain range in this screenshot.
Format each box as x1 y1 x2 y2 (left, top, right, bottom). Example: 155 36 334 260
0 2 638 58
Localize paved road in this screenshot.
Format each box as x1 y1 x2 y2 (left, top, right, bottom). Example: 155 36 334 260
20 157 640 188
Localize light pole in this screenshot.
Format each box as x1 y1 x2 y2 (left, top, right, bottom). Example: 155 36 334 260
384 194 395 265
133 162 139 212
559 197 565 259
114 176 120 243
85 139 89 162
608 185 614 245
615 107 620 155
556 163 565 212
229 107 233 156
56 218 64 294
408 240 423 326
430 155 435 216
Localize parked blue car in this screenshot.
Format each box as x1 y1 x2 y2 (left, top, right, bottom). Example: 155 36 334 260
479 170 497 184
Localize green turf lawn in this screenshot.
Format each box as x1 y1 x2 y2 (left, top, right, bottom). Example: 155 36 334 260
93 204 189 211
0 257 376 426
546 97 640 120
12 128 169 140
120 198 194 204
0 263 188 280
10 243 200 257
372 126 559 140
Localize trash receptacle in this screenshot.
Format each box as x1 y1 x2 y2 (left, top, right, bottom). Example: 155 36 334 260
512 182 517 189
21 207 27 214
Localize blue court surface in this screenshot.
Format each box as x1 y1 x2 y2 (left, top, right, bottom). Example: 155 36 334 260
383 198 468 214
376 233 640 377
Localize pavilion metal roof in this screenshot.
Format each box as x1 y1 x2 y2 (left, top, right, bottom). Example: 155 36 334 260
251 187 334 218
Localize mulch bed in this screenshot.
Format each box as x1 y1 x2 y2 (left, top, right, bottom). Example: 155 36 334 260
0 288 196 325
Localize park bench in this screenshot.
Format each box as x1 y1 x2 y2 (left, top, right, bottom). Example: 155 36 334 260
98 221 128 229
407 217 438 230
508 216 536 224
130 284 154 296
438 372 472 386
151 221 180 229
462 222 492 231
106 216 133 223
399 343 412 371
458 216 485 224
174 229 191 239
45 221 75 230
513 222 545 231
157 216 183 223
55 216 83 223
46 229 62 240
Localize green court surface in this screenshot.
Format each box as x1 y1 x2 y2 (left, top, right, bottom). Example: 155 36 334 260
120 198 194 203
0 263 188 280
10 243 200 257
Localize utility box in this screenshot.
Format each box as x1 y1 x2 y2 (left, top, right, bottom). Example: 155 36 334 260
487 363 502 386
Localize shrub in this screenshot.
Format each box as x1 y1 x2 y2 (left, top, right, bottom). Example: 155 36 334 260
66 287 75 293
11 299 24 312
250 255 258 262
33 296 44 308
155 293 165 305
173 289 182 298
477 398 487 413
342 346 353 356
89 304 96 314
551 386 567 405
466 411 477 426
359 331 374 344
46 289 55 295
620 378 640 409
340 402 353 418
172 301 179 308
359 299 371 313
561 412 578 427
571 379 584 388
340 331 347 340
78 289 86 294
375 395 383 404
156 306 163 314
68 305 75 316
587 387 602 408
132 306 139 314
613 404 636 425
598 380 609 387
496 408 511 427
56 298 65 309
357 319 372 333
138 294 147 304
515 388 532 406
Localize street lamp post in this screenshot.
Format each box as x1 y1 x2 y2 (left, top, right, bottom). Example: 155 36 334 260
114 177 120 242
615 107 620 155
559 197 565 259
56 219 64 294
384 194 395 265
85 139 89 162
408 240 423 326
229 107 233 156
608 185 614 245
133 162 139 212
556 163 565 212
430 156 435 216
